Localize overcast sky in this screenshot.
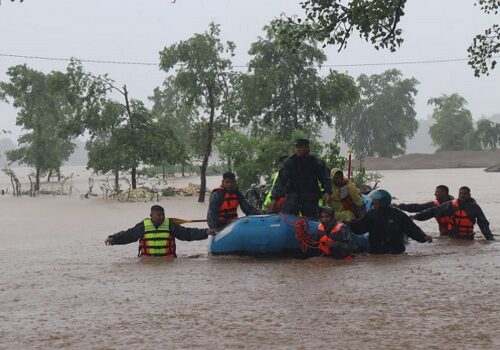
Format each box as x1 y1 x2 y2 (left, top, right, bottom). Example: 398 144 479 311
0 0 499 140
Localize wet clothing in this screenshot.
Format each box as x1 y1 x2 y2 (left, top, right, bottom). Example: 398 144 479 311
328 175 364 222
107 219 209 257
351 207 429 254
413 198 493 240
207 188 261 229
397 195 454 235
317 221 357 259
271 154 332 219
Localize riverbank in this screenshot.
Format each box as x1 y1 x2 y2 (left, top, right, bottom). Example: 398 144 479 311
363 150 500 170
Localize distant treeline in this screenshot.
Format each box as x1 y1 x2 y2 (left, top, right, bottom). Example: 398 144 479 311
1 21 499 198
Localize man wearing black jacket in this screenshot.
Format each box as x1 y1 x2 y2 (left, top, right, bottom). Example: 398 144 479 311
351 189 433 254
394 185 454 235
105 205 213 258
268 138 332 219
412 186 494 240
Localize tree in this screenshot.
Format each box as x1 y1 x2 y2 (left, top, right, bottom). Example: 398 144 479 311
84 96 180 190
0 65 78 191
428 94 475 151
335 69 419 158
239 23 358 139
278 0 500 76
476 119 500 149
159 22 236 202
150 77 200 177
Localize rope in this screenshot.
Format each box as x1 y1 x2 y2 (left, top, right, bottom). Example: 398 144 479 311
294 216 322 253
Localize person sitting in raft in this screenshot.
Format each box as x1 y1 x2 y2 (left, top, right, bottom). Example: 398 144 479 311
350 189 433 254
208 172 262 231
317 206 357 259
328 168 365 223
393 185 454 236
261 155 288 213
104 205 213 258
411 186 494 241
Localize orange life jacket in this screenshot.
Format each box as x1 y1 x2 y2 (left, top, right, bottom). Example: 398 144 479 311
215 187 240 224
448 199 474 237
433 199 452 235
318 221 345 256
340 179 356 214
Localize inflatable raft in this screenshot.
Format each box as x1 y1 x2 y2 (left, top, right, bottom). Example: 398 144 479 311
209 214 369 256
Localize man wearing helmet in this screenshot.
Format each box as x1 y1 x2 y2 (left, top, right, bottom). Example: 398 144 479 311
351 189 433 254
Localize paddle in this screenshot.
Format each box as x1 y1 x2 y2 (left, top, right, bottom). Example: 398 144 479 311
169 218 207 225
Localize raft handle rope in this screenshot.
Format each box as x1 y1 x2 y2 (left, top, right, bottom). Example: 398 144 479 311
294 217 322 253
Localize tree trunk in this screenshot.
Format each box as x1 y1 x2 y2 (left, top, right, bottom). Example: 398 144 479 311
198 87 216 203
131 167 137 189
114 170 119 192
181 163 185 177
162 165 166 181
57 168 61 182
9 175 15 197
227 157 232 173
35 167 40 193
47 170 52 183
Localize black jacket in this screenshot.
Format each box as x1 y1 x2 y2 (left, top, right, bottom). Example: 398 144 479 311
351 207 428 254
398 195 454 212
413 198 493 240
271 154 332 201
207 188 261 229
108 220 209 245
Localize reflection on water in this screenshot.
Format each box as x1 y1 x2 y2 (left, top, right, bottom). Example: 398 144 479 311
0 169 499 349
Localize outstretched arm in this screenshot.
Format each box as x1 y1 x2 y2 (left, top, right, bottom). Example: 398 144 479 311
170 222 210 241
105 222 144 245
413 202 453 221
402 214 432 243
397 201 435 213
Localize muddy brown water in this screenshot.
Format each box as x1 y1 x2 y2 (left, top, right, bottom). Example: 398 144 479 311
1 169 499 349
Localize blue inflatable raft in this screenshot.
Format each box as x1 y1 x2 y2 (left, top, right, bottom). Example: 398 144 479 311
209 214 369 256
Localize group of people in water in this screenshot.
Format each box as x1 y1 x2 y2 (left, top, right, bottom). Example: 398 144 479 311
105 138 494 259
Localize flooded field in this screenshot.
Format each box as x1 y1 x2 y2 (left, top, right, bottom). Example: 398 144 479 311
1 168 499 349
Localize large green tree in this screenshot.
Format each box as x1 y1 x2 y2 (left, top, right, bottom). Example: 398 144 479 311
335 69 419 158
278 0 500 76
158 23 236 202
428 94 476 151
0 65 79 190
239 23 358 139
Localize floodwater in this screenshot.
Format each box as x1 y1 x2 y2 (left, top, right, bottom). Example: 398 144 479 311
0 168 499 349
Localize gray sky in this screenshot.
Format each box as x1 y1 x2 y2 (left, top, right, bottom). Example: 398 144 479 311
0 0 499 141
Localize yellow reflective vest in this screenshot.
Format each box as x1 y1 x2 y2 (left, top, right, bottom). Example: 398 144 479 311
138 218 176 257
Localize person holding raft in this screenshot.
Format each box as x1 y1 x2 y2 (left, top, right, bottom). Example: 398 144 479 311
105 205 213 258
351 189 433 254
411 186 494 241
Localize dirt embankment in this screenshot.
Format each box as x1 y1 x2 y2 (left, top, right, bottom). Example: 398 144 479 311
362 150 500 171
